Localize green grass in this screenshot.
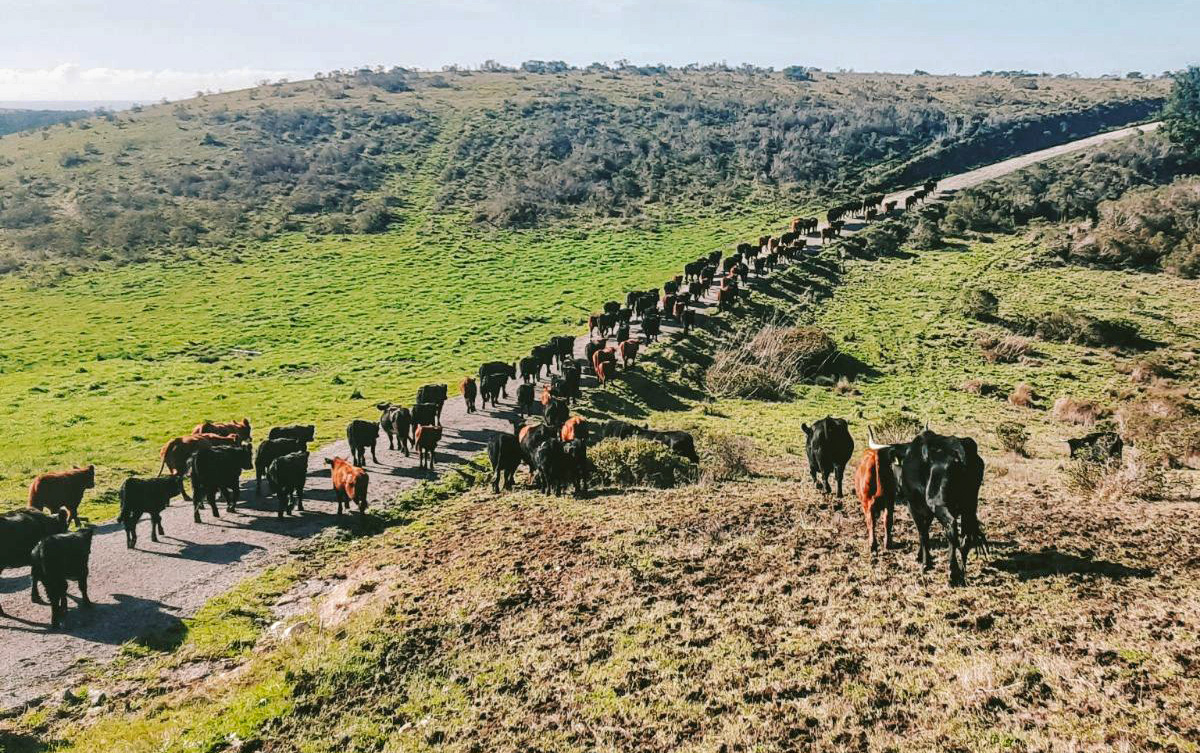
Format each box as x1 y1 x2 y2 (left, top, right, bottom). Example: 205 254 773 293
0 202 783 517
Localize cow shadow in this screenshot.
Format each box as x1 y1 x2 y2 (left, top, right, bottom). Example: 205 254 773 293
9 593 184 643
990 549 1154 580
155 538 265 565
0 730 64 753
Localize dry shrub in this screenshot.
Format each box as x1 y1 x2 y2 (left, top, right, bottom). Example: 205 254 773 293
1008 382 1037 408
995 421 1030 455
706 323 838 400
589 437 697 488
977 333 1033 364
960 379 1002 398
871 413 923 445
695 430 755 483
1063 455 1121 496
1118 391 1200 467
834 376 858 395
1052 396 1108 426
1092 452 1166 502
1129 359 1171 384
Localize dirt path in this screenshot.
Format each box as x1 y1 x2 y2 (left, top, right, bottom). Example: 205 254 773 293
0 121 1160 711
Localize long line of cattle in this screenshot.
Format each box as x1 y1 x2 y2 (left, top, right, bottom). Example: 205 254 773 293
2 181 963 629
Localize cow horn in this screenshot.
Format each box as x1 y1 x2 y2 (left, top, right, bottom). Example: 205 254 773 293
867 425 887 450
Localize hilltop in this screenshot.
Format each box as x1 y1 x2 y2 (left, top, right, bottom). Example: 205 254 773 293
0 69 1165 271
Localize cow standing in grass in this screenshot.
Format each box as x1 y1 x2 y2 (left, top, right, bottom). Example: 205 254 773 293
802 417 854 497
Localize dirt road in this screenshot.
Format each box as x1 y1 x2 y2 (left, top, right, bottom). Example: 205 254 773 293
0 120 1160 711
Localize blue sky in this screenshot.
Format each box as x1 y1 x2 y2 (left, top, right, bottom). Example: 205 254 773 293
1 0 1196 100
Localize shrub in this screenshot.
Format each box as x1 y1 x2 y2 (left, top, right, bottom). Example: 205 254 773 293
995 421 1030 455
960 379 1002 398
1053 396 1107 426
1016 308 1144 348
1117 391 1200 467
1008 382 1037 408
706 323 838 400
1063 454 1122 496
977 333 1033 363
695 430 754 483
589 437 696 488
871 413 923 445
961 289 999 321
1092 451 1166 502
910 218 944 249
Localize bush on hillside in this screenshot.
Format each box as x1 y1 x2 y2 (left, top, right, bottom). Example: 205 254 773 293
1163 65 1200 157
1053 396 1108 426
1014 308 1144 348
976 333 1033 363
589 438 697 488
870 413 923 445
1065 179 1200 277
995 421 1030 455
1008 382 1038 408
961 288 1000 321
1118 391 1200 467
706 323 838 400
694 430 755 483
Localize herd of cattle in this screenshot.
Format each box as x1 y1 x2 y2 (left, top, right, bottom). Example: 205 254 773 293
3 176 1082 630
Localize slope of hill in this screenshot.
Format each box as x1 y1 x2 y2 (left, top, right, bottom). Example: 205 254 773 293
0 70 1165 269
0 108 90 138
8 217 1198 753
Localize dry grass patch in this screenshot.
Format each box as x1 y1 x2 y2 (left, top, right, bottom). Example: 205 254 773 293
976 332 1034 364
1007 382 1038 408
706 323 837 400
1052 396 1108 426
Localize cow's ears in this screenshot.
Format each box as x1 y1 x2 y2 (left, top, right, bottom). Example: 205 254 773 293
801 423 811 436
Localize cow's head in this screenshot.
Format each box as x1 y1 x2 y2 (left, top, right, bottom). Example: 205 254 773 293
914 432 976 509
376 401 394 412
82 464 96 487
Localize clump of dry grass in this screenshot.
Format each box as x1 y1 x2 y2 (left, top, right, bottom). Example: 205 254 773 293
871 413 923 445
695 430 755 483
833 376 858 395
1128 359 1170 384
1008 382 1038 408
1118 390 1200 468
1092 451 1167 503
1052 396 1107 426
960 378 1002 398
976 332 1034 364
706 322 837 400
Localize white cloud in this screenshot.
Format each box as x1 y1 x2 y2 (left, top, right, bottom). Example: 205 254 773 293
0 63 310 102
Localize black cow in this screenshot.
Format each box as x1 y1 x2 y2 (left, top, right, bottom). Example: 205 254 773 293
518 422 557 471
532 438 572 496
1067 431 1123 460
376 402 412 455
480 373 508 408
346 419 379 467
478 361 516 397
409 403 438 439
584 339 608 371
488 432 522 493
415 384 448 425
545 397 569 427
531 344 556 376
564 439 589 494
602 301 621 315
897 430 988 586
30 527 94 628
0 508 69 613
118 475 184 548
268 424 315 443
519 356 541 383
616 307 633 326
602 420 642 439
642 316 661 343
267 451 309 518
640 429 700 463
680 308 696 334
561 363 582 402
550 335 576 367
188 444 253 522
615 323 630 345
255 437 305 494
802 417 854 496
517 383 535 415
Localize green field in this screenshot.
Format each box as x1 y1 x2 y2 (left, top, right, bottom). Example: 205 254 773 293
0 203 784 513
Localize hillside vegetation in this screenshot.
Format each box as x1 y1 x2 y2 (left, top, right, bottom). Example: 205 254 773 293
0 70 1164 269
9 222 1200 753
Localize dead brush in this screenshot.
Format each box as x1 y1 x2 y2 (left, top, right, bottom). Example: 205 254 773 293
871 413 923 445
1052 396 1108 426
977 332 1033 364
995 421 1030 455
1118 390 1200 468
1007 382 1038 408
706 320 838 400
694 430 755 483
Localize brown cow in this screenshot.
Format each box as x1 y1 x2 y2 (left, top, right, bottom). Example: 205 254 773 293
618 339 640 368
28 466 95 528
415 425 442 472
596 360 615 387
192 418 251 442
790 217 803 234
591 346 617 376
159 433 241 499
716 285 736 311
560 416 589 443
325 457 369 516
855 439 900 554
460 376 477 413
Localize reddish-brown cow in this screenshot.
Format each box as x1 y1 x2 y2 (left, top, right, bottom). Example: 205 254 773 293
28 465 95 528
326 456 369 516
560 416 588 443
854 447 898 553
415 425 442 471
618 339 640 368
192 418 251 442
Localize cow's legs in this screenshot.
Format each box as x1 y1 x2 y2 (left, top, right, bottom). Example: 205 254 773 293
30 563 45 604
151 511 163 541
911 505 932 570
835 465 846 497
79 574 91 607
883 503 894 550
370 442 379 465
933 508 965 586
865 506 877 553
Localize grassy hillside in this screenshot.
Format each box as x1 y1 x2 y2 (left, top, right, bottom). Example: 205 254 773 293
0 70 1169 514
9 225 1199 753
0 70 1164 269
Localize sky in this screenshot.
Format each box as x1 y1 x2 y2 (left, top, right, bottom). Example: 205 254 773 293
0 0 1196 102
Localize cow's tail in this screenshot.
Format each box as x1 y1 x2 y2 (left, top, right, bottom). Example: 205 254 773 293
159 438 177 475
